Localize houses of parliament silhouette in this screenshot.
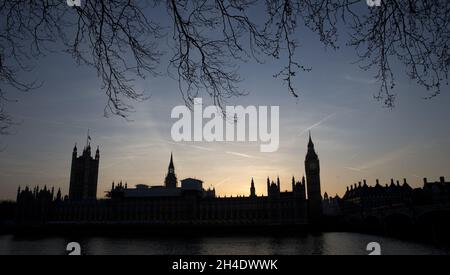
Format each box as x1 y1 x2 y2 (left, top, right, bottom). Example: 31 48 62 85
10 135 323 228
2 134 450 241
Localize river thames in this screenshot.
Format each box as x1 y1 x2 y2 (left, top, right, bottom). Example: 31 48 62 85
0 232 449 255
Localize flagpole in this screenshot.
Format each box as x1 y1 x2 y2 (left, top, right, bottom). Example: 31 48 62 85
86 129 90 147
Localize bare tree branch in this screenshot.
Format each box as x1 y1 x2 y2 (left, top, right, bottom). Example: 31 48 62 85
70 0 163 117
0 0 448 133
348 0 449 107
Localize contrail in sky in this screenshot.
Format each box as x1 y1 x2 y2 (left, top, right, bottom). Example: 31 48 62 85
226 151 254 159
299 113 336 136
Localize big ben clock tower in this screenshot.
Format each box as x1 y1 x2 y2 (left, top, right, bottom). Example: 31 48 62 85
305 133 323 225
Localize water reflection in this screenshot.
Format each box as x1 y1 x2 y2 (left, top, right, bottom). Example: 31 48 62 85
0 233 449 255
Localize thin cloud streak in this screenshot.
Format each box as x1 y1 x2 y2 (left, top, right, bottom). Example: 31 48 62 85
344 167 364 172
345 144 415 172
214 177 232 188
167 141 216 152
299 113 337 136
226 151 255 159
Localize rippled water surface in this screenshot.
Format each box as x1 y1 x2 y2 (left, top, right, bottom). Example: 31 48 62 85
0 232 448 255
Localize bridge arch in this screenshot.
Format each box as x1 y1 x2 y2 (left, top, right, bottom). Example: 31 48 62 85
384 213 413 238
417 210 450 244
341 215 363 231
363 215 382 233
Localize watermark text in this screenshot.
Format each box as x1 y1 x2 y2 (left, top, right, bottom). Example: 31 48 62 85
171 98 279 153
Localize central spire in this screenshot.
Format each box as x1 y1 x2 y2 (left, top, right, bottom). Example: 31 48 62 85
169 153 174 169
165 153 178 188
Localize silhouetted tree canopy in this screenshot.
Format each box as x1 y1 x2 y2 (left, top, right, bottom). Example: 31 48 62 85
0 0 449 133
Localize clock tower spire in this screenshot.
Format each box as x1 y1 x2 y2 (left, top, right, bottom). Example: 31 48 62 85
305 132 323 225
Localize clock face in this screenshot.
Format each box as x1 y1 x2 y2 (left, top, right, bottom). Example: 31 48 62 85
309 163 318 170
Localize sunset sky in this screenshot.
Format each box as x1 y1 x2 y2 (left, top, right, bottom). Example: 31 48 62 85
0 3 449 201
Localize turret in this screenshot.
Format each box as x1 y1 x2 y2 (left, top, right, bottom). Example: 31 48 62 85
84 144 91 157
69 137 100 201
250 178 256 198
17 186 21 201
56 188 62 201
